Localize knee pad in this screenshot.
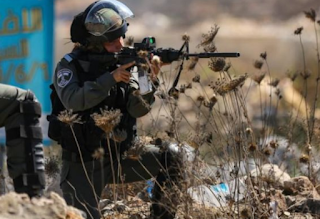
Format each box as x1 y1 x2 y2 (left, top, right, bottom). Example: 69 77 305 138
6 90 45 194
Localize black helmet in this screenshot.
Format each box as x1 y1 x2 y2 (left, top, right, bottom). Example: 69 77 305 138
71 0 134 45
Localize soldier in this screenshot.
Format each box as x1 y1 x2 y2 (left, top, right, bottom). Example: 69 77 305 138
0 83 45 198
48 0 189 218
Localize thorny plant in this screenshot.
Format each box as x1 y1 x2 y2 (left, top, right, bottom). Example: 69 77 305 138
39 9 320 219
135 9 320 219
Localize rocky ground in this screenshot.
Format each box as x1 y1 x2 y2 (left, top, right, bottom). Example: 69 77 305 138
1 162 320 219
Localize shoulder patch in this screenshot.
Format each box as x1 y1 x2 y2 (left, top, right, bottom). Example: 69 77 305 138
57 68 73 87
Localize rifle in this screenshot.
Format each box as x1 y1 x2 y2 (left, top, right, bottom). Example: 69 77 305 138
102 36 240 94
116 36 240 64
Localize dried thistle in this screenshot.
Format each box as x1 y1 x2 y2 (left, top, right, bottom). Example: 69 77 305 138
299 154 310 163
300 69 311 79
245 128 253 135
260 52 267 60
204 94 217 110
209 57 226 72
58 110 82 125
275 88 282 99
253 60 264 69
203 44 217 53
198 25 220 47
92 147 105 160
182 33 190 42
294 27 303 35
263 147 271 156
248 143 257 152
186 83 192 89
45 155 61 178
124 137 147 160
188 57 199 70
251 73 265 84
268 78 280 87
169 88 180 100
112 129 127 142
214 74 247 96
269 140 278 149
192 75 201 83
223 63 231 72
137 50 148 59
286 71 298 82
125 36 134 46
91 107 122 134
196 95 205 102
305 144 312 153
240 207 251 218
304 8 316 22
179 84 186 93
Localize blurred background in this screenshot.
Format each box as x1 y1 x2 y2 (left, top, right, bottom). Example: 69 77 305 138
55 0 320 75
1 0 319 144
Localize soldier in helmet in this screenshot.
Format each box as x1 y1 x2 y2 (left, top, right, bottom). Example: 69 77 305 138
0 83 45 198
50 0 186 218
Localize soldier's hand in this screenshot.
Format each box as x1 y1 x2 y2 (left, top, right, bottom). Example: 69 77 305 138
111 61 135 83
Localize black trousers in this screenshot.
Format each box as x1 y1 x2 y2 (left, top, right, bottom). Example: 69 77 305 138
60 144 181 219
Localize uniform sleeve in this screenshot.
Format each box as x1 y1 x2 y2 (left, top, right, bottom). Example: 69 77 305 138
126 77 157 118
53 60 117 112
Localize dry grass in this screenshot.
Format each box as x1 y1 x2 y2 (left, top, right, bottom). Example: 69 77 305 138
39 8 320 219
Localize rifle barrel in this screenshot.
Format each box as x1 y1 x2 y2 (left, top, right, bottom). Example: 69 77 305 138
187 52 240 58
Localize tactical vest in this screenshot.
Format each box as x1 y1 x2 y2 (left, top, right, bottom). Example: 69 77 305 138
48 49 136 157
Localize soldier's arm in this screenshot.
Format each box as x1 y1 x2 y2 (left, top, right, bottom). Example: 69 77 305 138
126 77 158 118
54 61 117 112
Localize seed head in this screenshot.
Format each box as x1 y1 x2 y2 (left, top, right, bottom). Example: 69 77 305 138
45 155 61 178
91 107 122 134
192 75 200 83
253 60 263 69
263 147 271 156
209 57 226 72
223 63 231 72
251 73 265 84
198 25 220 47
260 52 267 60
112 129 128 142
182 33 190 42
138 50 148 59
299 154 309 163
300 69 311 79
92 147 105 160
186 83 192 89
188 57 199 70
179 84 186 93
304 9 316 22
248 143 257 152
286 71 298 82
214 74 247 96
203 44 217 53
268 78 280 87
269 140 278 149
196 95 205 102
294 27 303 35
58 110 82 125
